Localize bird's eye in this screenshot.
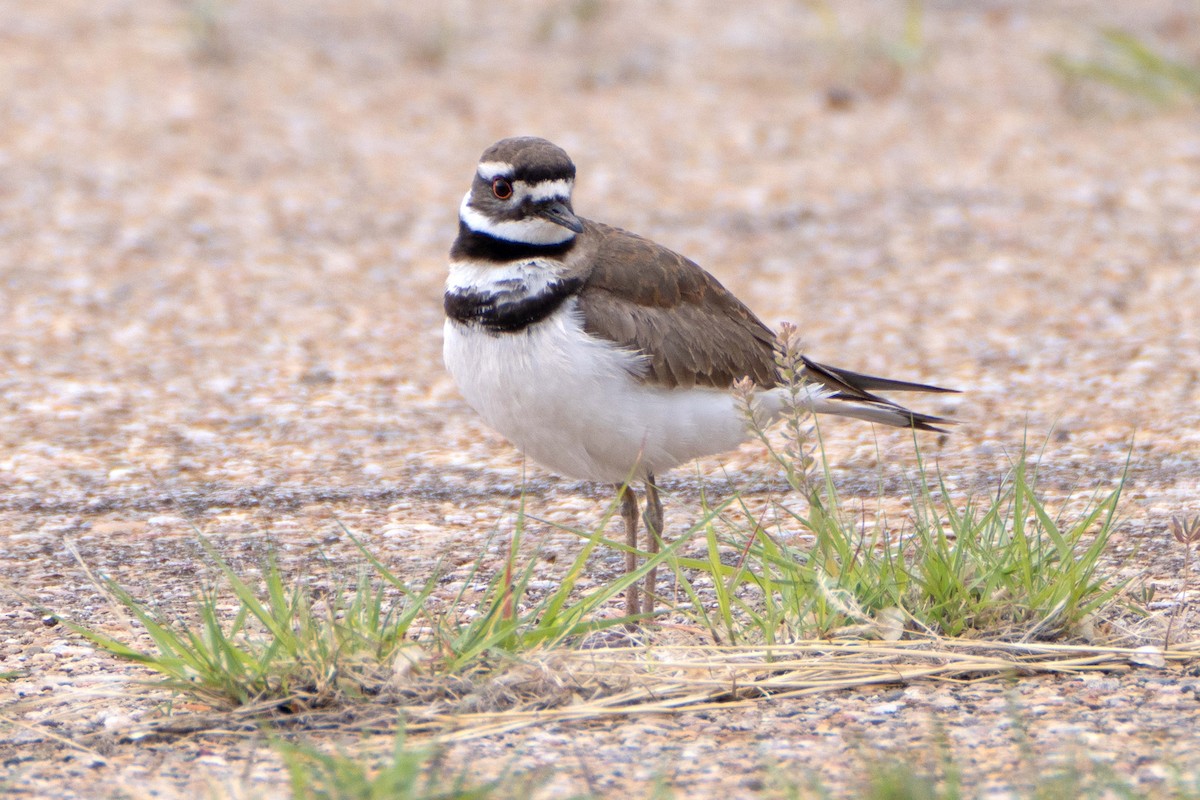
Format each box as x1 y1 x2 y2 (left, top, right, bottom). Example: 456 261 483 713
491 178 513 200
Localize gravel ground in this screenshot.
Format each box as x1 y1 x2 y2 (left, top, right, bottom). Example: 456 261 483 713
3 1 1200 797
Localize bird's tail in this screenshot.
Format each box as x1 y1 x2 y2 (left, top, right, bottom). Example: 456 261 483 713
797 356 958 433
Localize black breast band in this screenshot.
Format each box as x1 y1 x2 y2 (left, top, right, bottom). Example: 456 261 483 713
444 276 584 334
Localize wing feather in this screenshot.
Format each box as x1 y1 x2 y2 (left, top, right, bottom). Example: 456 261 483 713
577 222 777 390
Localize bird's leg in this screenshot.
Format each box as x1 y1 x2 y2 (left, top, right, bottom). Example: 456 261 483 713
642 475 663 617
617 483 641 621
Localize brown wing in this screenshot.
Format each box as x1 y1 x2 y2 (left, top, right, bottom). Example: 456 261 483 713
577 222 778 390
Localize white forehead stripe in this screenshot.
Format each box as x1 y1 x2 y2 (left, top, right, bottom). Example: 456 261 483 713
460 194 578 245
477 161 514 181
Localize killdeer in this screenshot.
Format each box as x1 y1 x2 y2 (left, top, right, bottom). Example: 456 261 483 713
443 136 956 619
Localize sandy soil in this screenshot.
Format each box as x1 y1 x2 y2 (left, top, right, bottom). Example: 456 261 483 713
3 0 1200 797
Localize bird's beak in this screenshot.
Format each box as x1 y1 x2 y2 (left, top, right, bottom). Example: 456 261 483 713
536 199 584 233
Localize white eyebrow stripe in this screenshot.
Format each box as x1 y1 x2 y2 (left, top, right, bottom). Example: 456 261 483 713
522 178 574 202
477 161 515 181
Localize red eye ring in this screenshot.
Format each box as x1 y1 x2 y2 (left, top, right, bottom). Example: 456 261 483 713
492 178 513 200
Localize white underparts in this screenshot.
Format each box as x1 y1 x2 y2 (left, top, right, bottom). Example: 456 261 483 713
444 300 761 482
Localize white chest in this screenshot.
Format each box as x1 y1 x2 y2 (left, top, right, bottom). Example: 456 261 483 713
442 301 752 483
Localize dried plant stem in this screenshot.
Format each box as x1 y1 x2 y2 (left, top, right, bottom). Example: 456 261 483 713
1166 514 1200 647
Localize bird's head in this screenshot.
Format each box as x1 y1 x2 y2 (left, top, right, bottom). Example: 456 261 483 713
459 137 584 245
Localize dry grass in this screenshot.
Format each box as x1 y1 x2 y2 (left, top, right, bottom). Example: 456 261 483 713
412 638 1200 740
88 636 1198 747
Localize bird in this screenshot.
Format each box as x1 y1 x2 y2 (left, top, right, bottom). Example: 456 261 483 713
443 136 956 620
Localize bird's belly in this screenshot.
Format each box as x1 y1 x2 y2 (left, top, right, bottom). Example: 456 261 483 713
443 311 751 483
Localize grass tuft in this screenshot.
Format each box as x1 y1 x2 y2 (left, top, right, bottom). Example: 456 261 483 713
50 503 649 712
669 331 1128 645
758 699 1200 799
58 535 431 710
276 726 550 800
1050 28 1200 108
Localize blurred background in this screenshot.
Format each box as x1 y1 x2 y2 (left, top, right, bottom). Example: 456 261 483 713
2 0 1199 522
